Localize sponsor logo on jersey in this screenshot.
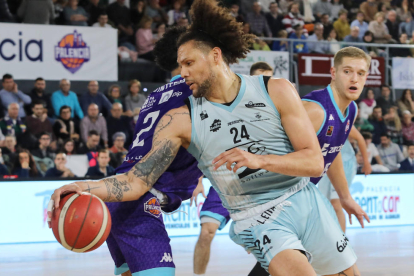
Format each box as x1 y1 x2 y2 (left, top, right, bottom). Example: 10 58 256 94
141 96 156 110
160 252 173 262
159 90 173 104
321 143 344 156
200 110 208 120
250 112 270 122
345 120 350 133
245 101 266 108
144 197 162 218
336 234 349 253
210 119 221 132
326 126 334 136
329 114 334 121
228 119 243 126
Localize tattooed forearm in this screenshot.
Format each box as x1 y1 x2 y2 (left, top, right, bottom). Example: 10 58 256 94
102 176 133 202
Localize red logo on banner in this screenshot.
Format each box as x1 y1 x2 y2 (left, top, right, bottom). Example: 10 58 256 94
298 54 385 87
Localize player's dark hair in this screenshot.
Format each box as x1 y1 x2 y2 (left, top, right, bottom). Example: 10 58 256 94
154 26 187 72
177 0 256 65
250 62 273 75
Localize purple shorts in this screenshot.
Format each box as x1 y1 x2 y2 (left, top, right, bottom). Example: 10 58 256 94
105 193 175 275
200 187 231 230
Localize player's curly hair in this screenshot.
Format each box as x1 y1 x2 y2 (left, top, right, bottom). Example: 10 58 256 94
177 0 256 65
154 26 187 72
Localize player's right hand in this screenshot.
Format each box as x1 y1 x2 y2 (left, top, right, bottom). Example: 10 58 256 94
190 178 206 206
46 183 83 228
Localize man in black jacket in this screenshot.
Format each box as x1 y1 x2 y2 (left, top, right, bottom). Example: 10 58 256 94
106 102 133 147
28 78 54 118
265 2 284 38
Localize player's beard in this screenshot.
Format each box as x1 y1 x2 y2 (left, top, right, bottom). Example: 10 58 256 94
193 71 215 99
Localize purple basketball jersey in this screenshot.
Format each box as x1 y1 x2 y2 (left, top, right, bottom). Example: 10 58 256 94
115 76 202 205
302 85 357 184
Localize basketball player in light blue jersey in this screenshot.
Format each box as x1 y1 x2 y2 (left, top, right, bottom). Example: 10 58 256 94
49 0 368 275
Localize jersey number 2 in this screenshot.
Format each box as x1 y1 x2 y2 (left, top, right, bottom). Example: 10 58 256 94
131 110 160 149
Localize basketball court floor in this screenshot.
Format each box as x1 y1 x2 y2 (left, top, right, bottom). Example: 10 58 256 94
1 225 413 275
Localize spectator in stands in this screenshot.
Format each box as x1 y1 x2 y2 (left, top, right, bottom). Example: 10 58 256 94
385 10 400 42
167 0 185 26
53 0 68 25
0 74 31 118
321 13 333 39
402 110 414 145
17 0 54 24
109 132 128 168
312 0 332 22
246 1 272 37
359 88 376 120
362 132 390 172
351 11 369 40
283 2 307 35
0 0 15 22
355 109 374 132
176 14 189 27
32 132 55 160
399 143 414 171
1 135 16 171
398 89 414 115
92 12 112 28
396 0 413 23
85 149 115 177
362 30 380 57
289 24 308 53
107 0 135 50
333 9 350 41
369 106 388 145
330 0 344 21
78 130 101 154
376 84 395 115
131 0 146 27
360 0 378 22
308 23 330 54
145 0 168 27
12 149 39 178
53 106 81 146
0 103 26 138
253 38 271 51
0 148 9 176
249 62 273 76
125 79 146 118
384 106 403 145
272 30 289 51
399 16 414 40
29 78 53 118
266 2 283 38
344 26 368 52
153 22 166 40
107 102 133 147
51 79 84 119
136 16 156 61
80 103 108 147
377 133 405 171
84 0 104 26
0 130 4 147
61 138 77 155
63 0 88 26
80 80 112 118
229 4 244 23
327 29 341 54
25 100 53 138
107 84 131 116
45 152 76 177
368 12 393 44
391 33 412 57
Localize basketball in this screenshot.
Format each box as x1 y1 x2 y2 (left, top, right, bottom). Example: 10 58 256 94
50 192 112 253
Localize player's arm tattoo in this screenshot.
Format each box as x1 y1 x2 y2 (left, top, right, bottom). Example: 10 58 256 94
102 176 133 202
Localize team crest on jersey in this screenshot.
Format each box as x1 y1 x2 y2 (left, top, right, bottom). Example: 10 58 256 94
144 197 162 218
345 120 350 133
200 110 208 120
326 126 334 136
210 119 221 132
245 101 266 108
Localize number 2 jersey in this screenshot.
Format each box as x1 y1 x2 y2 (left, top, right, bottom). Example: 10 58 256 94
115 76 203 212
302 85 357 184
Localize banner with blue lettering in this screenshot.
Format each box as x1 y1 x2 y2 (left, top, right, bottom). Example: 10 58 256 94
0 23 117 81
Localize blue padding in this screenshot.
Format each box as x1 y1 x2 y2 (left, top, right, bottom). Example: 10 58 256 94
132 267 175 276
200 211 227 230
114 263 129 275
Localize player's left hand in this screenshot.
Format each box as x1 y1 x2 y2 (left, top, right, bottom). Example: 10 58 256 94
340 196 370 228
213 148 262 172
361 162 372 176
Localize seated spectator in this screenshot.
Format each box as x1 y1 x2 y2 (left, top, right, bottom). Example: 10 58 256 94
308 23 330 54
369 106 388 144
12 149 39 178
402 110 414 145
246 1 272 37
396 0 412 23
125 79 146 118
384 106 403 145
135 16 156 61
145 0 168 27
362 132 390 172
327 29 341 54
85 149 115 177
32 132 55 160
175 14 189 28
92 12 112 28
312 0 332 22
377 133 405 171
77 130 101 157
390 33 412 57
0 103 26 138
53 0 67 25
0 74 31 118
107 0 135 50
333 9 350 41
63 0 88 26
167 0 185 26
51 79 84 119
398 89 414 115
53 106 81 146
107 103 133 147
28 78 53 118
229 4 244 23
368 12 393 44
253 38 271 51
344 26 368 52
376 84 395 115
289 24 308 54
330 0 344 21
62 139 78 155
17 0 54 25
282 2 307 35
80 80 112 117
355 109 374 132
250 62 273 76
351 11 369 40
360 0 378 22
321 13 333 39
153 23 166 40
107 85 131 116
362 30 380 57
45 152 76 178
84 0 104 26
25 100 54 138
1 135 17 171
272 30 289 51
131 0 146 27
81 103 108 147
109 132 128 168
359 88 376 120
0 148 9 176
399 143 414 171
266 2 283 38
385 10 400 41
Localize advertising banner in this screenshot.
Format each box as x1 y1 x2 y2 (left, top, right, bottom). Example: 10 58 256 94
0 23 117 81
298 54 385 87
392 57 414 89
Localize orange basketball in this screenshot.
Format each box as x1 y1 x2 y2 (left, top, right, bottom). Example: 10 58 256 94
51 192 111 253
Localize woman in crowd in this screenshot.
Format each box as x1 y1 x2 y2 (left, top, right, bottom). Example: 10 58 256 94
397 89 414 116
135 16 156 61
125 79 146 119
396 0 413 22
359 88 377 120
368 12 393 44
363 30 381 57
384 106 403 145
131 0 146 27
63 0 88 26
327 28 341 54
167 0 186 26
62 139 77 155
12 149 39 178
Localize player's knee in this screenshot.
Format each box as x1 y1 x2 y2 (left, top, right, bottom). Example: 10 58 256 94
198 222 218 245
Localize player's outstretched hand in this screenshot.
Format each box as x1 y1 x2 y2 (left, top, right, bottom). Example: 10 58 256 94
213 148 262 172
190 177 206 207
46 183 83 228
361 162 372 176
340 197 370 228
